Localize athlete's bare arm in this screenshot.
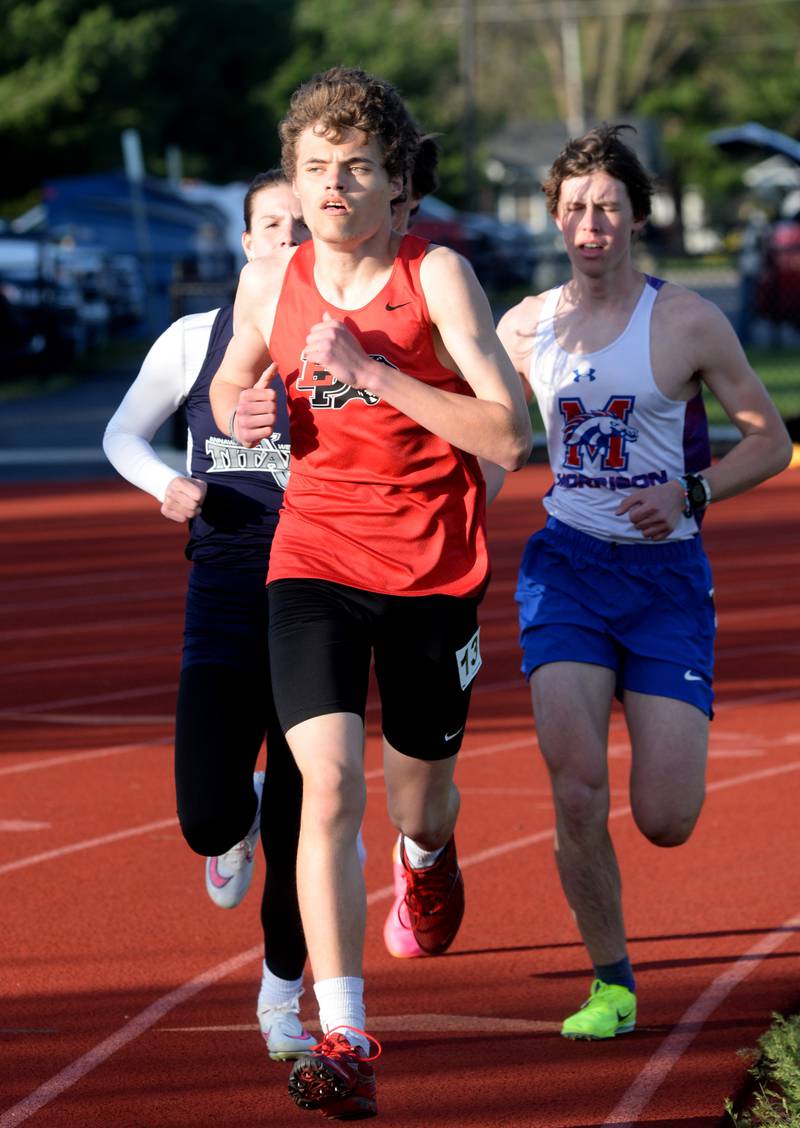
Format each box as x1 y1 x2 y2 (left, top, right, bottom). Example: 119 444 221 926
678 290 792 497
302 247 533 471
496 293 546 403
617 286 792 538
209 254 290 447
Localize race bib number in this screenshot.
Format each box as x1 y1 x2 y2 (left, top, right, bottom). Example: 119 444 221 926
456 628 482 691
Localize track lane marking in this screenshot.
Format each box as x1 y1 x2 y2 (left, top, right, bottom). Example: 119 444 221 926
601 911 800 1127
0 819 178 877
3 757 800 1127
3 734 796 873
161 1014 560 1035
0 951 263 1128
3 679 795 726
0 739 170 778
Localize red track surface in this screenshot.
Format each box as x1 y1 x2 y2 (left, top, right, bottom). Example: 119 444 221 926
2 464 799 1128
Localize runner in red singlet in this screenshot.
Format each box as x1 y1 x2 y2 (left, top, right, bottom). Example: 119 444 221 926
210 66 532 1119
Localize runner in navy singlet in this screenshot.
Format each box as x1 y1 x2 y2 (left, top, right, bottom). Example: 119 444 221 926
103 171 318 1061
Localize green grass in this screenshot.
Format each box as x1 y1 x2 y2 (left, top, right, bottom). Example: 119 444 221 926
726 1013 800 1127
522 345 800 433
740 347 800 424
0 336 147 403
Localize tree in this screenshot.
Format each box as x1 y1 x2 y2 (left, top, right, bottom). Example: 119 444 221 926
0 0 294 210
253 0 464 195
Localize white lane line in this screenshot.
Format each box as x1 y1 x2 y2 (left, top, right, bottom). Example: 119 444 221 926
0 684 173 718
161 1014 559 1035
1 567 181 596
7 737 800 878
602 911 800 1127
0 819 177 877
2 648 179 676
2 675 795 727
3 588 183 615
0 953 263 1128
0 739 169 778
1 712 174 727
2 758 800 1123
0 615 182 644
0 675 523 723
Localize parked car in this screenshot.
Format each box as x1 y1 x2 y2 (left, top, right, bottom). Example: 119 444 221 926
408 197 536 289
708 122 800 330
0 237 84 370
0 288 47 378
409 196 472 256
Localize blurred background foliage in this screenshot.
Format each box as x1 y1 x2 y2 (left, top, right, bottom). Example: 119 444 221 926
0 0 799 215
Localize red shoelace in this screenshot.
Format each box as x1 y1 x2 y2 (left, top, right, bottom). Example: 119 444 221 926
310 1026 382 1062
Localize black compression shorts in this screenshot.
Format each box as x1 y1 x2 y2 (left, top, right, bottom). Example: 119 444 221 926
268 578 483 760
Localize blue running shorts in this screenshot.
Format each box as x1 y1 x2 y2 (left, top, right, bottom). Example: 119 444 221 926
516 517 716 716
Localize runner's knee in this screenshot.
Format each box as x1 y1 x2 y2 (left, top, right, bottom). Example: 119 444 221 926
632 794 704 847
178 811 244 857
300 759 365 833
552 774 609 833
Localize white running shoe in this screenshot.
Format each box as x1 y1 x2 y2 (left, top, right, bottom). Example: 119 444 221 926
204 771 264 909
258 990 315 1062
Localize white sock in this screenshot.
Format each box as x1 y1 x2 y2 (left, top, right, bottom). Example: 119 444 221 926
313 976 367 1053
402 834 444 870
257 960 304 1013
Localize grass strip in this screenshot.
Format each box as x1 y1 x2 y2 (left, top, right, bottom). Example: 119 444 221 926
726 1012 800 1127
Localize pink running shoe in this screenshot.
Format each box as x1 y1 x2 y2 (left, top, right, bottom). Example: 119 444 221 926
382 838 425 959
383 835 464 957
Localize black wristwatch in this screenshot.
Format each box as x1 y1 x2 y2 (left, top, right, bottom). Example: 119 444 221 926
677 473 712 517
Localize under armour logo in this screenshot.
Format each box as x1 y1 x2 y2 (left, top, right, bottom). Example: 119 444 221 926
573 363 596 383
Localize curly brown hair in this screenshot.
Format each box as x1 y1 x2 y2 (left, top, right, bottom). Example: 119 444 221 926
279 66 420 184
542 123 654 221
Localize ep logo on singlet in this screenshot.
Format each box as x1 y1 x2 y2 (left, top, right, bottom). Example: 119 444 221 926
559 395 638 471
296 353 397 408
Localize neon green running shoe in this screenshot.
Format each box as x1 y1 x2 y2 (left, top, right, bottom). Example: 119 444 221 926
561 979 637 1040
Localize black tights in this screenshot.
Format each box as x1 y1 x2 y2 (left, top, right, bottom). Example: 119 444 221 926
174 662 306 982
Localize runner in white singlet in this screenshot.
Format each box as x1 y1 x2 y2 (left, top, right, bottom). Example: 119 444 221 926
497 123 791 1042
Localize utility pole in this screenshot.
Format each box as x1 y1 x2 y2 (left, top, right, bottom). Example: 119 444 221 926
560 1 585 138
121 127 157 335
461 0 478 210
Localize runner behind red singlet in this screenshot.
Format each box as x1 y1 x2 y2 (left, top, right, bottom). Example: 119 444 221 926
103 170 318 1064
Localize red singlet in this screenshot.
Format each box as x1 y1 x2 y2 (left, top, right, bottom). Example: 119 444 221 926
267 234 488 597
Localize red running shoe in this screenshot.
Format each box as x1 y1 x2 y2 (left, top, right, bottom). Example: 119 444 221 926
398 835 465 955
288 1028 380 1120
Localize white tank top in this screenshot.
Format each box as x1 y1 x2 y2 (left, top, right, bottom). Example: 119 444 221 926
529 276 710 542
